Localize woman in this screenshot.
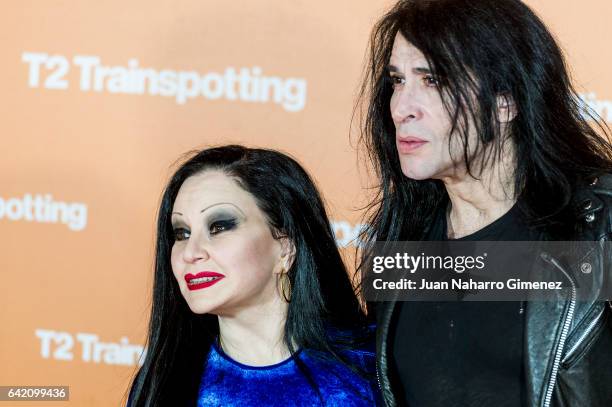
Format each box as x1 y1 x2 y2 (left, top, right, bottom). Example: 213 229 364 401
356 0 612 406
127 145 378 406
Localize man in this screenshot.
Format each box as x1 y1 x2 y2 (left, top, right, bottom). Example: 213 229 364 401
356 0 612 406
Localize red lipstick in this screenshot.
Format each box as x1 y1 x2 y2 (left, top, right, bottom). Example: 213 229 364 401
397 135 428 153
184 271 225 291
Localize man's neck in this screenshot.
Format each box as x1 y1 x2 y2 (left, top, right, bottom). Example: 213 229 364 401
441 154 517 239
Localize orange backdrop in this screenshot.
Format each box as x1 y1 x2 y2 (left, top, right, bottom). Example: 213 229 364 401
1 1 611 405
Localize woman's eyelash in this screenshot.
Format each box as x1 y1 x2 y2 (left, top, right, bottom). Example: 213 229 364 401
173 227 190 241
209 218 238 235
171 218 238 241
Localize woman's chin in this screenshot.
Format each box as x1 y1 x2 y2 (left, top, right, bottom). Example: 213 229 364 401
184 298 220 315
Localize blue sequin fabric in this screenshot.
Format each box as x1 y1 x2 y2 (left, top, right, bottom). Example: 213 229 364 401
197 341 379 406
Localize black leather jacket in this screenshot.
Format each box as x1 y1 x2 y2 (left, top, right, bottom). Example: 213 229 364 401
375 175 612 407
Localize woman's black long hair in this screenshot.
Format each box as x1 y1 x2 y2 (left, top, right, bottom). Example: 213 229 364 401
127 145 369 406
355 0 612 267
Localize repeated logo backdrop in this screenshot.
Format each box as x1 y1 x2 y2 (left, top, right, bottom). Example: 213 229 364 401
1 1 611 405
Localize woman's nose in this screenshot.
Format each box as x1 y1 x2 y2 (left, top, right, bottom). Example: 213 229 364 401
182 234 210 263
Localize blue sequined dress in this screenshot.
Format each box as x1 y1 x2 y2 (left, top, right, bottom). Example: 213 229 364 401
197 340 379 406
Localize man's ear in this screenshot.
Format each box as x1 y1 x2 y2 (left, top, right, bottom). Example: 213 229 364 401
496 93 517 124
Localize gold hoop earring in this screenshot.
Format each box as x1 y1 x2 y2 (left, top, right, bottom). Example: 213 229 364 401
279 269 291 303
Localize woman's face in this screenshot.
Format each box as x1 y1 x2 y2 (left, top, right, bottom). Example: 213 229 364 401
170 170 286 316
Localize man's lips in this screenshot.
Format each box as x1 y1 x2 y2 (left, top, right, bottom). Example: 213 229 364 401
397 136 428 153
185 271 225 290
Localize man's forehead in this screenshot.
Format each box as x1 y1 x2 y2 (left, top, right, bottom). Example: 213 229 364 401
390 34 428 65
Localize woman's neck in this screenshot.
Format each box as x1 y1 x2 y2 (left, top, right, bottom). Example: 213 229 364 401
216 298 290 366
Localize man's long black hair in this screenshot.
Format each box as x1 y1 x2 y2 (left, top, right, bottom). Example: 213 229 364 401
127 145 370 406
355 0 612 271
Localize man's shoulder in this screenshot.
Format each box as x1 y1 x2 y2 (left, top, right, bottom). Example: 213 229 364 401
572 174 612 239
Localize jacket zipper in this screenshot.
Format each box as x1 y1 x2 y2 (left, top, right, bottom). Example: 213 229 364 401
561 306 605 364
541 254 577 407
376 357 383 391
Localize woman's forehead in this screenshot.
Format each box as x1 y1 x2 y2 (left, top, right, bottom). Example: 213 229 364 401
173 172 252 212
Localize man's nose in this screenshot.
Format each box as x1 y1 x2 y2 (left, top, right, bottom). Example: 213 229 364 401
390 85 423 125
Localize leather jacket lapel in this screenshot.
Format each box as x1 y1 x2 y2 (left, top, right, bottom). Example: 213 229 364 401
524 297 570 406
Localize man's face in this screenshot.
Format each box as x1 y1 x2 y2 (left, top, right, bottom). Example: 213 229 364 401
389 33 479 181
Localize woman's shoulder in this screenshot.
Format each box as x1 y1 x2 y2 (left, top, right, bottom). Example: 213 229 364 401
323 323 377 370
336 347 376 377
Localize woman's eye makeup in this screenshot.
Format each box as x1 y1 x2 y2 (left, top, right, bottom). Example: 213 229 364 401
171 217 238 241
208 217 238 235
170 207 243 242
173 227 190 241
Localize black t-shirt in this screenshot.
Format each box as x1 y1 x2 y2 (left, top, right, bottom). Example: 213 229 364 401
392 202 540 407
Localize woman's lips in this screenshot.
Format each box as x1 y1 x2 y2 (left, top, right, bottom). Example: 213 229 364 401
185 271 225 291
397 137 428 153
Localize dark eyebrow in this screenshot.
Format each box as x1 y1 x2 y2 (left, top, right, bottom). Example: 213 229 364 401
386 65 434 75
387 64 400 73
414 67 433 74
